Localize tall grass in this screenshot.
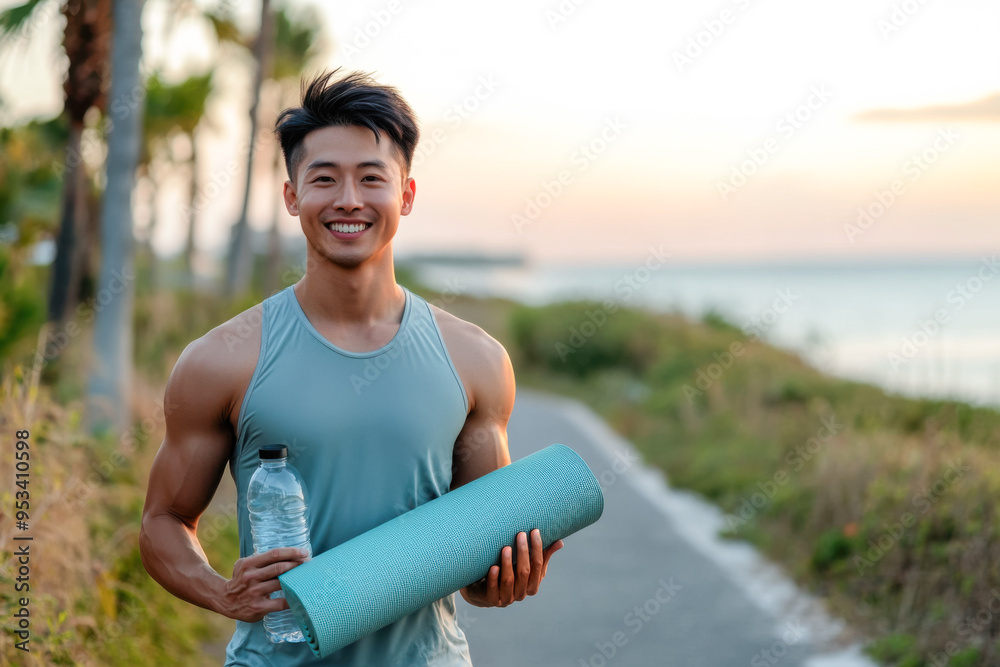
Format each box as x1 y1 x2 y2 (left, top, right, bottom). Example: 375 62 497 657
501 299 1000 667
0 288 242 665
5 267 998 665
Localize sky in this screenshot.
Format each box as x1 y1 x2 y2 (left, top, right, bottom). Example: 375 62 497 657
1 0 998 265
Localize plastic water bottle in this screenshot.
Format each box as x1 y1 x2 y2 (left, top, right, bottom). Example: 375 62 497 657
247 444 312 643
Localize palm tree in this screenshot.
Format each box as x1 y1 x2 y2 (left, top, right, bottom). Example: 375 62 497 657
262 3 323 295
0 0 111 334
226 0 273 298
174 75 215 286
87 0 146 434
140 71 214 290
145 1 240 289
137 72 176 292
0 0 240 327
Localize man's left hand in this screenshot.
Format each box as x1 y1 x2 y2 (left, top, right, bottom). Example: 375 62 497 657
460 529 563 608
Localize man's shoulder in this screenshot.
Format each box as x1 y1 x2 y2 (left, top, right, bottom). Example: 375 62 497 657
425 302 513 413
425 301 509 365
192 302 264 360
172 302 264 388
165 301 266 425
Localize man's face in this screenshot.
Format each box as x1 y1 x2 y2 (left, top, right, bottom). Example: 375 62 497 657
283 124 415 269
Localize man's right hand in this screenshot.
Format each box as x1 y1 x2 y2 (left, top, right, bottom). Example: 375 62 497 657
222 548 311 622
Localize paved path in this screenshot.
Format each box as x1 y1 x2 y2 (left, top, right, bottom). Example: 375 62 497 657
456 389 873 667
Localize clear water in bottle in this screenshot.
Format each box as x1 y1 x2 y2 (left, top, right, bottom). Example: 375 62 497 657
247 444 312 643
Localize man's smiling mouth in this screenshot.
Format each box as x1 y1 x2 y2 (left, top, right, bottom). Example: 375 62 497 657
324 222 373 234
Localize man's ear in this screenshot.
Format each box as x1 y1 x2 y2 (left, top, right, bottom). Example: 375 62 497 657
400 177 416 216
283 180 299 216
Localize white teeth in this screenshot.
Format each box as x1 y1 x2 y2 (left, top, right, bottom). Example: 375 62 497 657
328 223 368 233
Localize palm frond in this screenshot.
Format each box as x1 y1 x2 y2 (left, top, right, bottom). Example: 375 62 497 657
0 0 48 41
203 10 243 45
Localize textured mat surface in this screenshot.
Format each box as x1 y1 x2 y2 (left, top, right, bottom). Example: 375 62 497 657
278 443 605 658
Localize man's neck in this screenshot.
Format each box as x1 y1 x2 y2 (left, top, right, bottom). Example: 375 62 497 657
293 251 404 328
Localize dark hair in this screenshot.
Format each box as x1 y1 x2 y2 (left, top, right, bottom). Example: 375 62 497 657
274 68 420 181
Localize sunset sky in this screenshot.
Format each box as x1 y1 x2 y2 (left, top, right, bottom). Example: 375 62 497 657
2 0 998 265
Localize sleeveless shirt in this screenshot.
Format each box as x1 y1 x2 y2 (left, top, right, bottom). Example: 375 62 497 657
223 283 475 666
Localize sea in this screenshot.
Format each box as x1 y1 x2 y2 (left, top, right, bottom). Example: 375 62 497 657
409 256 1000 409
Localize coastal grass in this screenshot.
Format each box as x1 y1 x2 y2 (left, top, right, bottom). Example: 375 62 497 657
0 290 243 665
473 294 1000 667
3 268 998 665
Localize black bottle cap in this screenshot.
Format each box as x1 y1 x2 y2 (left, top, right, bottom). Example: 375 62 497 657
259 444 288 460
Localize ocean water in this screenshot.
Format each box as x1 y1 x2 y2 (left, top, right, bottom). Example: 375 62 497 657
412 257 1000 408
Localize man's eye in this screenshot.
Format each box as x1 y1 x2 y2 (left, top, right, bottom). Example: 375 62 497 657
314 176 334 183
362 175 383 182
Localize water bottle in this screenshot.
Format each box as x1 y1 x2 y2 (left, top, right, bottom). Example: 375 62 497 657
247 444 312 643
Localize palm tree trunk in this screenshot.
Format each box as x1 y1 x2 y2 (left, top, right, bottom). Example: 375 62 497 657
226 0 273 297
184 134 199 288
87 0 145 434
145 173 159 291
47 119 85 325
263 136 283 296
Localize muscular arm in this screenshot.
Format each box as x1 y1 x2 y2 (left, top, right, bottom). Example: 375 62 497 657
139 330 306 621
443 325 563 607
449 333 516 491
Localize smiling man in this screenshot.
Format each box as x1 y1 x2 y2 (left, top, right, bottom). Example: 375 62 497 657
139 69 562 666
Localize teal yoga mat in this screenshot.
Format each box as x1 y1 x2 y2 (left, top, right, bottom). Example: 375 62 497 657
278 443 605 658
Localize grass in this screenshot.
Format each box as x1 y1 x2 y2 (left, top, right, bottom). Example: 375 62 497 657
0 300 240 665
437 291 1000 667
4 267 1000 665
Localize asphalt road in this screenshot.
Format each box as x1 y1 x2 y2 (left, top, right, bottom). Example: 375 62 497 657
456 388 873 667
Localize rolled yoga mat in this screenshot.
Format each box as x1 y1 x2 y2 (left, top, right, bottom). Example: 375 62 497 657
278 442 605 658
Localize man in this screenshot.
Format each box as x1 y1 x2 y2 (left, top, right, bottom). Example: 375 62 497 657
139 69 563 665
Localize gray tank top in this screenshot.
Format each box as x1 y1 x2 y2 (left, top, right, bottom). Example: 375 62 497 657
223 283 474 666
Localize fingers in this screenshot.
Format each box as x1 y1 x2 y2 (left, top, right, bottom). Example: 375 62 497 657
500 544 515 606
264 592 291 613
486 565 500 606
526 529 545 596
236 548 309 585
225 548 310 622
235 556 305 588
513 532 531 601
259 577 286 596
255 547 310 566
541 539 564 578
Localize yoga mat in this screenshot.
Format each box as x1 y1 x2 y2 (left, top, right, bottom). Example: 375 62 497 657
278 442 604 658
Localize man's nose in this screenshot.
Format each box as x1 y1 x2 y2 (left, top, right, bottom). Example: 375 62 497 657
335 180 363 211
